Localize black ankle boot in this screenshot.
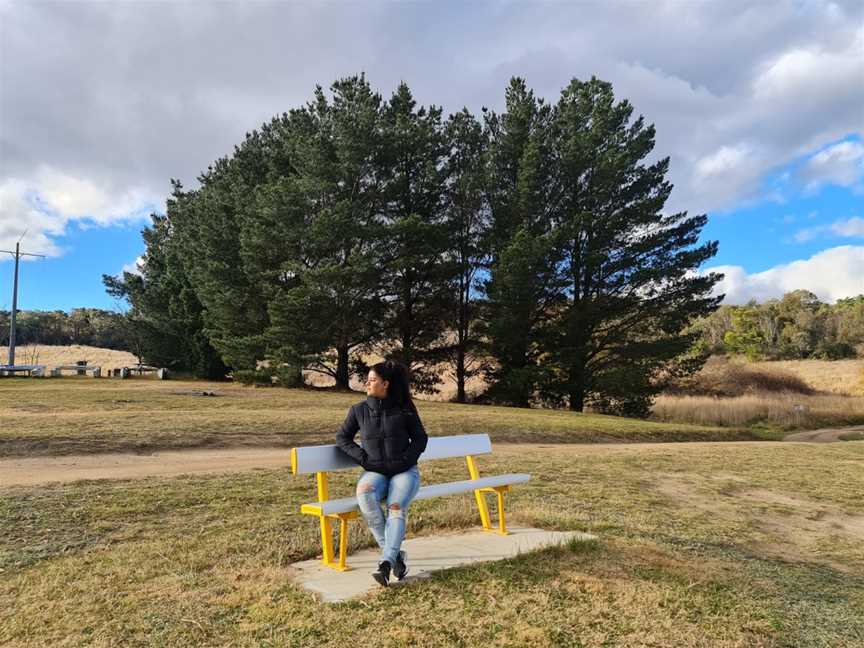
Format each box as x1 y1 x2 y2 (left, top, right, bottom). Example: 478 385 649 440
394 550 408 580
372 560 391 587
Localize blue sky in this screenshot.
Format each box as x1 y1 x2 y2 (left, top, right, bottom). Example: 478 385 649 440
1 1 862 312
0 220 148 313
702 134 863 266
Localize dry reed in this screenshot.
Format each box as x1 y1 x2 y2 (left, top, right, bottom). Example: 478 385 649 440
652 392 864 429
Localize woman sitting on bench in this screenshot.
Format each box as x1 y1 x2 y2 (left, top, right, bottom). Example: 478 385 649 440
335 359 429 587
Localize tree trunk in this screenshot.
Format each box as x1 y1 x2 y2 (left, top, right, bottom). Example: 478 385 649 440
335 345 350 390
456 345 466 403
569 382 585 412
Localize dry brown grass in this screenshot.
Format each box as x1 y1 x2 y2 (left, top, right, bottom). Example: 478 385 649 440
0 379 748 458
655 356 864 430
16 344 864 399
322 351 864 408
10 347 864 434
667 355 815 397
0 344 139 372
652 392 864 430
761 358 864 396
673 355 864 397
2 442 862 646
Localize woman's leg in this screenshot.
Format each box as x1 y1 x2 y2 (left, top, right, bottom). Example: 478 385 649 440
356 470 389 550
381 465 421 565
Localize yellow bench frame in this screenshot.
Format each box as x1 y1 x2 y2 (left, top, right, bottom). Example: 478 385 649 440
292 449 512 572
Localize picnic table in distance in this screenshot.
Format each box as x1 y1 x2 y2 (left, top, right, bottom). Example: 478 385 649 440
111 364 169 379
51 363 102 377
0 364 47 377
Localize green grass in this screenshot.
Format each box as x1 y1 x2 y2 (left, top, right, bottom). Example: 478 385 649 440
2 442 863 646
0 378 754 457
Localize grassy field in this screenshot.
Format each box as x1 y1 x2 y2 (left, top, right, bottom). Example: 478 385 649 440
762 358 864 396
2 441 862 646
0 378 755 458
652 392 864 431
0 345 140 373
0 344 483 401
8 346 864 432
654 356 864 431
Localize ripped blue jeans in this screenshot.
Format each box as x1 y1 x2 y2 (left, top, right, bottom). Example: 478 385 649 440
355 464 421 565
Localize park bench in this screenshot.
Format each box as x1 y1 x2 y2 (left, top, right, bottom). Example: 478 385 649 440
291 433 530 571
112 365 168 379
0 364 46 377
50 364 102 377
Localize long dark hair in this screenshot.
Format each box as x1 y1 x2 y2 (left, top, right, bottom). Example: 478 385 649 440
371 360 417 413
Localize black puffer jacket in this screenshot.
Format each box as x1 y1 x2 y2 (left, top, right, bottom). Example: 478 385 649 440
335 394 429 477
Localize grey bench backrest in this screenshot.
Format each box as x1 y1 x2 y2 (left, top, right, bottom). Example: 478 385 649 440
291 433 492 475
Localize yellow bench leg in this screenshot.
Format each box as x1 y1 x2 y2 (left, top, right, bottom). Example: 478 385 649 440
475 486 511 535
495 487 508 535
467 455 511 535
314 511 357 572
338 515 350 570
473 488 492 530
319 515 335 566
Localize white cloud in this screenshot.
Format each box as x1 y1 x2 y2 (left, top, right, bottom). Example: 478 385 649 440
704 245 864 304
799 140 864 194
793 226 821 243
0 166 159 258
0 177 70 257
662 22 864 214
752 42 861 105
121 255 145 276
832 216 864 237
793 216 864 242
689 142 767 211
695 143 755 180
0 0 861 244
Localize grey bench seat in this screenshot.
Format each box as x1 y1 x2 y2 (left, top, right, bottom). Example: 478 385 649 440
304 473 531 515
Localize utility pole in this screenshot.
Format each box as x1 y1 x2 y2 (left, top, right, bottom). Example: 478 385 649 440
2 240 45 367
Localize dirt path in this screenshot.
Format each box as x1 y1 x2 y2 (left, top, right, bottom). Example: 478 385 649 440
2 433 862 488
783 425 864 443
0 447 299 487
0 440 807 488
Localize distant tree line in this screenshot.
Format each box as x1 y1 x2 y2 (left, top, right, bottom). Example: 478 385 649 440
692 290 864 361
0 308 129 350
104 73 723 416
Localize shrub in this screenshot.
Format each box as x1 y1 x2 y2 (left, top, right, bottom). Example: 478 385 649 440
665 357 814 397
274 364 304 388
812 341 857 360
232 367 274 386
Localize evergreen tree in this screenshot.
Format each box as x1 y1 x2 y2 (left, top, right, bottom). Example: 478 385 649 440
723 303 766 361
376 82 458 394
480 78 568 407
439 108 492 402
542 76 723 415
173 133 274 370
264 75 389 389
833 295 864 356
102 200 227 378
230 110 325 384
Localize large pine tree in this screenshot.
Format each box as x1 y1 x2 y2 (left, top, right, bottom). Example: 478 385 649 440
480 78 569 407
440 108 492 403
267 75 389 389
376 82 458 394
542 76 723 415
108 72 723 412
102 189 227 378
171 135 273 369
